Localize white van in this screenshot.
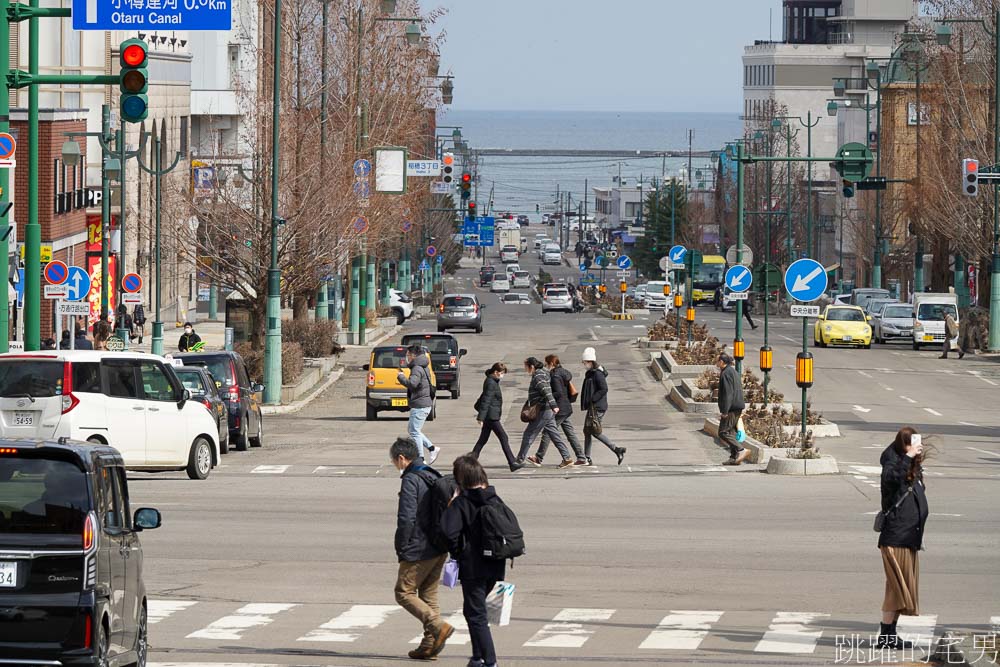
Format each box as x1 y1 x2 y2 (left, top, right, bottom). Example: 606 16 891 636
0 351 221 479
643 280 673 311
912 293 958 350
542 244 562 265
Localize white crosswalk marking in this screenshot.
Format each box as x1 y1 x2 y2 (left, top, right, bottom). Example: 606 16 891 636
251 465 290 474
639 610 724 650
186 603 298 640
896 614 937 649
755 611 830 653
409 610 470 646
298 605 399 642
148 600 197 624
522 608 615 648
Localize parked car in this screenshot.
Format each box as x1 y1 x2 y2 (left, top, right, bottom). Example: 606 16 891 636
478 266 496 287
402 333 467 399
175 351 264 452
873 302 914 344
542 287 574 314
499 245 519 263
173 365 230 454
0 350 221 479
0 440 161 665
438 293 483 333
490 276 511 293
511 270 531 288
814 305 872 349
363 345 437 420
389 288 413 324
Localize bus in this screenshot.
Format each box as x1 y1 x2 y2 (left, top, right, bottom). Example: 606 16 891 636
691 255 726 304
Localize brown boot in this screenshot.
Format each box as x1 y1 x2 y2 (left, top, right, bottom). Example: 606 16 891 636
734 449 751 465
428 622 454 657
408 636 437 661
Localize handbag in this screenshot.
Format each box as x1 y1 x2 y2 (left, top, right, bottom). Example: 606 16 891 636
441 558 459 589
567 380 579 403
873 486 912 532
485 581 515 626
519 400 540 423
584 407 603 436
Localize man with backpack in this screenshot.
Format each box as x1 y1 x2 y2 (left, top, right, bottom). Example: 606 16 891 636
390 436 455 660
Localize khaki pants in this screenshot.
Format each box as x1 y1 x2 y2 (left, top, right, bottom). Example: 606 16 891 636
395 553 448 643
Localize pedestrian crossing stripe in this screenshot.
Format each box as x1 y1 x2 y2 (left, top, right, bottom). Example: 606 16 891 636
147 599 980 655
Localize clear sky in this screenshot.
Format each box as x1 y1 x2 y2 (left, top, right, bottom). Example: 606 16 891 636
428 0 783 113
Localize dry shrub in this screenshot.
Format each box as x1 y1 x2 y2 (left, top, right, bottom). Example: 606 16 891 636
648 314 712 342
236 341 305 385
672 338 724 365
281 319 344 358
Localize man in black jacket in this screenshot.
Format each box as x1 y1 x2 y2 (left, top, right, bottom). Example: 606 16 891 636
390 437 453 660
530 355 586 465
717 352 749 465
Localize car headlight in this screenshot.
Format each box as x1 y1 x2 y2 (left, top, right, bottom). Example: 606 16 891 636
825 325 832 332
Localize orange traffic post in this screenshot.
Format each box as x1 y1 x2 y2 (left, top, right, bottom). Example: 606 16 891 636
685 306 695 322
795 352 814 388
733 338 745 361
759 345 773 372
662 283 671 296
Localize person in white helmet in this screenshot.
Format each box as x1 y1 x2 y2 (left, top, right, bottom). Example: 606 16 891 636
579 347 626 466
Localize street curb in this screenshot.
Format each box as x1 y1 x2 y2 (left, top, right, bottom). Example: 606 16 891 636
702 417 772 465
262 367 344 415
764 449 840 475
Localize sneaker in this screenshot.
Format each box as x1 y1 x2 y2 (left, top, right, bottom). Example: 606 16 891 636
427 447 441 465
573 459 589 466
466 660 485 667
509 463 524 472
525 455 542 467
428 622 454 657
722 457 739 466
557 459 575 469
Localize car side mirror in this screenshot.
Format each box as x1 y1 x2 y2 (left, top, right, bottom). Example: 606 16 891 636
251 382 264 394
177 388 191 407
866 315 872 322
459 349 468 357
480 304 486 310
134 507 161 530
362 363 370 371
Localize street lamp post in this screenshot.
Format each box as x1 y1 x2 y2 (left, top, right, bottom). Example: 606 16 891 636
263 0 283 404
774 113 821 260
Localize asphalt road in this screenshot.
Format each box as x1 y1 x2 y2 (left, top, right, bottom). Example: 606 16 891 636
131 227 998 667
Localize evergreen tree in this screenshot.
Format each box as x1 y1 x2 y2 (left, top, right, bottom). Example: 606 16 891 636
634 179 688 279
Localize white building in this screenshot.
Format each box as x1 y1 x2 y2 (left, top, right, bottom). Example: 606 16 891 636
592 185 646 236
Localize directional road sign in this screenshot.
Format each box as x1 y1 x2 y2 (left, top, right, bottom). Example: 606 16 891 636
426 245 437 257
121 273 142 293
65 266 91 302
784 258 828 302
418 259 430 271
436 255 443 264
352 181 371 197
579 262 588 273
616 255 633 270
669 245 687 264
72 0 231 30
353 159 371 177
580 273 599 286
594 255 607 268
725 265 753 293
44 260 68 285
44 285 69 299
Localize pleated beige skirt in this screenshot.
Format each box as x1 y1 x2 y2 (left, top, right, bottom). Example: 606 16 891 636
881 546 919 615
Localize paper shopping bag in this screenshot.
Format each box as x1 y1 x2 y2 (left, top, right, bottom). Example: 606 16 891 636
485 581 515 626
441 558 459 589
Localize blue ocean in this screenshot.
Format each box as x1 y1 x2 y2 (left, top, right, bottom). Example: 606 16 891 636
436 110 742 215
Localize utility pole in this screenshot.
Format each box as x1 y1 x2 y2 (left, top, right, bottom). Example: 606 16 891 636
687 129 694 190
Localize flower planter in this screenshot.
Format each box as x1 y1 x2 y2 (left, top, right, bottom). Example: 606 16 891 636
662 350 716 379
765 448 840 475
669 385 717 414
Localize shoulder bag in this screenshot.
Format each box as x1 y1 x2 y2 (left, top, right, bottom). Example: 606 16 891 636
583 406 603 436
519 400 541 423
873 486 912 532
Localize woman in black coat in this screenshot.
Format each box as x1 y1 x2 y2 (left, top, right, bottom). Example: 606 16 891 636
579 347 625 465
876 426 928 650
472 363 521 472
442 455 507 667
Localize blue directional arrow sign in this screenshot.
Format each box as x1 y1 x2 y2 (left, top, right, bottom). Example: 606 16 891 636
616 255 633 270
784 258 828 302
418 259 430 271
436 255 443 264
669 245 687 264
579 262 588 273
65 266 91 302
353 159 371 177
73 0 231 30
725 265 753 293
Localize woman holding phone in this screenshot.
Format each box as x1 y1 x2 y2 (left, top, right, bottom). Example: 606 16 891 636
876 427 928 649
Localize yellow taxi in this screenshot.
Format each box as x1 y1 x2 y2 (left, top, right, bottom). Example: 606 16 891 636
363 345 437 421
814 304 872 349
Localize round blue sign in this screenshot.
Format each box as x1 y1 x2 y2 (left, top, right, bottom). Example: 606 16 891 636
616 255 633 270
426 245 437 257
352 159 371 177
669 245 687 264
724 265 753 293
784 258 828 302
65 266 91 302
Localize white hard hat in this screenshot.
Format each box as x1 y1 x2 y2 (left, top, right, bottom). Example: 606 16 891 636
582 347 597 362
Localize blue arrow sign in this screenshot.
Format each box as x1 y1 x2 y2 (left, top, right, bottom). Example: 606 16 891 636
13 268 23 307
784 258 828 302
579 262 588 273
72 0 231 30
725 265 753 293
436 255 443 264
616 255 633 270
669 245 687 263
418 260 430 271
65 266 91 302
594 255 607 268
353 159 371 177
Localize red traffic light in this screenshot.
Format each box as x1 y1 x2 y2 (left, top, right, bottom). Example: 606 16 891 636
123 43 147 67
469 201 476 209
461 173 471 183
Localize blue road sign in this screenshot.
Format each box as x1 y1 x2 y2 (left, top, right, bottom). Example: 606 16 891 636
352 181 370 197
72 0 231 30
594 254 607 268
426 245 437 257
616 255 632 270
669 245 687 264
13 268 23 307
44 261 68 285
580 273 599 286
418 260 429 271
579 262 588 273
478 216 495 246
436 255 443 264
65 266 91 302
0 133 15 159
725 265 753 293
352 159 371 177
784 258 828 302
462 217 495 247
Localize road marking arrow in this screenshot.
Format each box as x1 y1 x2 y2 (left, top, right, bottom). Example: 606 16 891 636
852 405 871 413
791 265 824 293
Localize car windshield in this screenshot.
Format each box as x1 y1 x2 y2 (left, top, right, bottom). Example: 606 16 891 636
0 455 88 534
918 303 957 321
373 348 408 369
0 360 64 398
443 297 475 308
827 308 865 322
403 336 457 354
883 306 912 319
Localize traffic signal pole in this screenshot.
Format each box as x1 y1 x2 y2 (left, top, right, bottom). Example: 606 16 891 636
0 0 10 352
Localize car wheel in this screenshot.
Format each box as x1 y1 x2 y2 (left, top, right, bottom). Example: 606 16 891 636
437 326 446 333
366 403 377 421
86 436 106 445
476 326 483 334
249 413 263 448
134 604 148 667
451 385 461 399
233 414 249 451
186 437 213 480
542 309 548 314
96 624 110 667
219 429 230 455
393 308 405 325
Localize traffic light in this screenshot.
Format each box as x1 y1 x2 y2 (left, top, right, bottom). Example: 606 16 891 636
460 172 472 200
962 158 979 196
467 201 476 220
442 153 454 184
119 39 149 123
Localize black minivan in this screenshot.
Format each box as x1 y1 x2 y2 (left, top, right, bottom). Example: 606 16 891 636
0 439 161 665
176 351 264 451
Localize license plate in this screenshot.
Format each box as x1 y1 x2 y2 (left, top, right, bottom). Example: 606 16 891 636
391 398 408 407
13 411 34 426
843 335 853 342
923 334 934 341
0 561 16 587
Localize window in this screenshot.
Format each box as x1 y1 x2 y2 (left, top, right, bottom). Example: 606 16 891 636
180 116 189 155
140 361 176 401
72 362 101 393
103 361 139 399
0 360 63 397
0 457 88 534
917 303 957 321
98 464 122 532
113 467 131 530
176 371 208 395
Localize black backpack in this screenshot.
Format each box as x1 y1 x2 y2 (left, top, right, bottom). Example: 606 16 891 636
417 472 457 553
478 495 525 561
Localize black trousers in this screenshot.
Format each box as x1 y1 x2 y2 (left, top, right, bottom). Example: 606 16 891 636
472 419 517 467
462 577 498 664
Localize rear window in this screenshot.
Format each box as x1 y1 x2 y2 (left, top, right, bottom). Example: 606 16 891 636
548 289 569 297
175 370 208 394
373 348 408 369
0 360 64 398
444 297 475 308
502 246 517 252
514 271 529 278
404 336 458 354
186 356 236 387
0 455 89 534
